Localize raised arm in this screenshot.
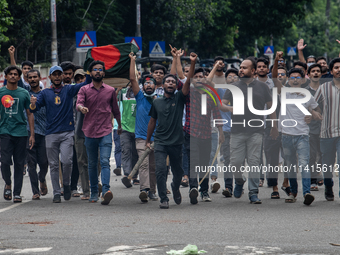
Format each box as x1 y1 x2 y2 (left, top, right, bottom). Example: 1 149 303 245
272 51 283 94
207 60 223 80
8 46 16 66
297 39 307 63
129 52 140 96
176 49 185 80
169 44 177 75
182 52 197 96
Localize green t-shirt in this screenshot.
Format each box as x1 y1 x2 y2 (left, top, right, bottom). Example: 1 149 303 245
120 87 136 133
0 86 30 137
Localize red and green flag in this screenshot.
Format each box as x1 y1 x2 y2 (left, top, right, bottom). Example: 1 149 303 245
84 43 139 79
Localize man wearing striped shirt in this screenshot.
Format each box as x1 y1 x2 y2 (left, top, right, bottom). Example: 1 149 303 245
314 57 340 201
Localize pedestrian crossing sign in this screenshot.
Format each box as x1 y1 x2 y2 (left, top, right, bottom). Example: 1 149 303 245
149 41 165 57
287 47 297 56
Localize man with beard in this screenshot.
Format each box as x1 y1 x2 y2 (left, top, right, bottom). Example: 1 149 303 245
128 53 158 203
26 70 49 200
30 66 91 203
220 58 279 204
314 57 340 201
293 61 310 88
77 61 121 205
151 64 167 96
277 66 288 86
306 63 324 190
0 66 34 203
145 53 195 209
316 57 333 82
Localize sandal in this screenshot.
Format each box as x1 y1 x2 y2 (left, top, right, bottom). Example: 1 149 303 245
285 194 296 203
281 186 291 196
166 189 171 194
81 195 90 200
40 181 48 196
181 178 189 187
271 191 280 199
311 184 319 191
317 180 324 186
13 195 22 203
133 179 140 185
4 187 12 201
32 194 40 200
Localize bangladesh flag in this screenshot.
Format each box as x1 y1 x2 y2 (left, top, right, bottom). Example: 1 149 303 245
84 43 139 79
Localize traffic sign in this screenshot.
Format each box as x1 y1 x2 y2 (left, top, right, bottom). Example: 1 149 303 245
76 31 97 53
125 37 142 52
287 47 297 56
264 46 274 55
149 41 165 57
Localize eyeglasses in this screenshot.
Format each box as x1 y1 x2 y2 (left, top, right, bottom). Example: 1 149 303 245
227 76 238 80
289 77 302 80
278 73 286 76
93 68 103 72
144 81 154 86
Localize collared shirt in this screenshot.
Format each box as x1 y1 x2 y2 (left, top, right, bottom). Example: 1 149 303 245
149 90 186 146
314 81 340 138
279 92 318 136
27 90 46 136
77 82 120 138
223 79 272 134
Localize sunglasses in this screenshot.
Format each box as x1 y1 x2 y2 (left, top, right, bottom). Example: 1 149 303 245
93 68 103 72
289 77 302 80
278 73 286 76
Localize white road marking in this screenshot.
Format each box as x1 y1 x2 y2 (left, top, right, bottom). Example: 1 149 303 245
0 247 52 254
0 200 30 214
105 245 161 254
223 246 282 255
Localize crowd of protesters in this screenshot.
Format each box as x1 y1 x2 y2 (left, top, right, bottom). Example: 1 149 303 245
1 39 340 208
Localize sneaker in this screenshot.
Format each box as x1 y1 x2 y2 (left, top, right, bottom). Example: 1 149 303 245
325 186 334 201
113 167 122 176
222 188 232 197
101 190 113 205
53 194 61 203
189 188 198 204
89 192 98 203
159 201 169 209
249 195 262 204
234 183 244 198
171 182 181 205
63 185 71 200
139 190 148 203
303 193 315 206
148 191 158 201
201 191 212 202
210 181 220 193
121 176 132 188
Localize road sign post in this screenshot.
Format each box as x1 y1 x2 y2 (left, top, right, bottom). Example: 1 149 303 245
76 31 97 53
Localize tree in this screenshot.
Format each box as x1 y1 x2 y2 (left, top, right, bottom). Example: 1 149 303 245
0 0 13 68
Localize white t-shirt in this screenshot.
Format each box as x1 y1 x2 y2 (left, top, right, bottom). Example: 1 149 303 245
279 92 318 136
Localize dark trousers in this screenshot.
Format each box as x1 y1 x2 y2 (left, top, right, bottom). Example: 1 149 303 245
222 132 233 190
184 132 211 192
264 127 281 187
0 134 27 196
309 133 322 184
154 143 183 203
71 144 79 191
27 134 49 195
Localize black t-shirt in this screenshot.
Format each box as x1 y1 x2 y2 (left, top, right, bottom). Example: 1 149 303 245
149 90 186 145
223 79 272 134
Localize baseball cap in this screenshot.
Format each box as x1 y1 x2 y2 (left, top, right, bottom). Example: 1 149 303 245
74 69 86 77
49 66 63 75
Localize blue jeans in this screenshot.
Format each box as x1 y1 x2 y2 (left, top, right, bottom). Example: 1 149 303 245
320 137 340 191
85 133 112 197
282 135 310 196
113 129 121 168
209 132 218 178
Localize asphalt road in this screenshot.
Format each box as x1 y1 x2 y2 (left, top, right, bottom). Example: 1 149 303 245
1 156 340 255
